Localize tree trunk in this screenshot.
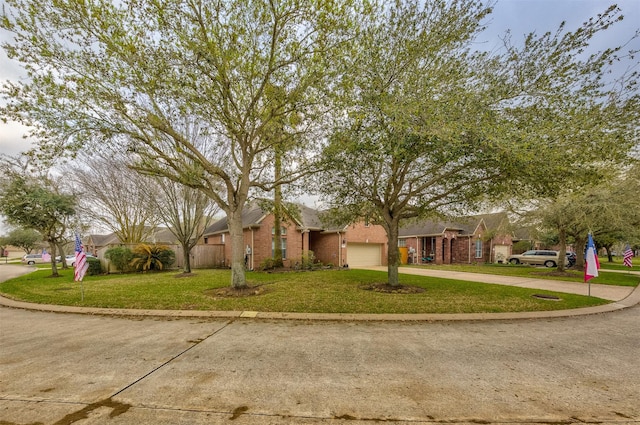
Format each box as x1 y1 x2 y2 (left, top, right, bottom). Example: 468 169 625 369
48 241 59 277
386 221 401 287
273 150 283 267
574 234 587 271
228 209 247 288
56 241 69 269
182 244 192 274
557 227 567 272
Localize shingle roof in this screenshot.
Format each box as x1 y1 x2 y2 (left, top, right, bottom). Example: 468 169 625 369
203 201 325 235
87 227 179 246
399 212 511 238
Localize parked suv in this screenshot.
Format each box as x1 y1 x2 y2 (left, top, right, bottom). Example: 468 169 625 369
507 250 566 267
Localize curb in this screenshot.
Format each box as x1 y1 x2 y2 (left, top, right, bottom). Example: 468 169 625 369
2 283 639 322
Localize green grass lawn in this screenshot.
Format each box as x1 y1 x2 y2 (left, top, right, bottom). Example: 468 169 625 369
0 267 623 314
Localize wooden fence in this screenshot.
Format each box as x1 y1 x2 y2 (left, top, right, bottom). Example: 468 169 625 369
97 243 225 273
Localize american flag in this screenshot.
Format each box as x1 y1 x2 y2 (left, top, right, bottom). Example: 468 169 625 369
623 245 634 268
74 234 89 282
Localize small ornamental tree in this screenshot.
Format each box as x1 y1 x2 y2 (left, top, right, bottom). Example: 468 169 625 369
0 176 75 277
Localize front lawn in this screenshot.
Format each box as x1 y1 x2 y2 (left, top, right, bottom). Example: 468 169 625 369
0 268 613 314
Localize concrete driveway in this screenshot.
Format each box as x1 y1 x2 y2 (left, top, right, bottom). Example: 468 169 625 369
1 264 639 424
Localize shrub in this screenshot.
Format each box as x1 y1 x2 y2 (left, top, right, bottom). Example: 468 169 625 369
86 257 102 275
105 246 134 273
298 251 318 270
258 258 276 271
131 244 175 272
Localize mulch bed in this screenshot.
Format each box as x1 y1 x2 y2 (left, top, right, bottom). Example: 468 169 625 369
360 283 425 294
204 284 269 298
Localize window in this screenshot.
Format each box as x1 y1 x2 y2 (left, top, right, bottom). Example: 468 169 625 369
204 237 208 244
398 239 406 247
272 226 286 235
221 234 225 243
475 239 483 258
272 238 287 260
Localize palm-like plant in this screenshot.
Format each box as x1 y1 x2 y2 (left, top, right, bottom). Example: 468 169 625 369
131 244 175 272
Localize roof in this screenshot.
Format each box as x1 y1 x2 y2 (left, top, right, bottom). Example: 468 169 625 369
399 212 511 238
203 202 325 236
86 227 178 246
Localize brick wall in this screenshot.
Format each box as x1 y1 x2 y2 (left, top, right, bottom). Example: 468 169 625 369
311 231 344 267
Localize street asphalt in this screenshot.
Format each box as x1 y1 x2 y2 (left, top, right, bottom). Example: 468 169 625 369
1 264 639 424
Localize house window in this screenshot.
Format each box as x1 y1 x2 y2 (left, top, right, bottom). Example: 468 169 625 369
475 239 483 258
272 238 287 260
398 239 406 247
204 237 208 244
272 226 287 235
221 234 225 244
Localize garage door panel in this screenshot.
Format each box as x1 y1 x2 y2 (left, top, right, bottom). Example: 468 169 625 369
348 243 382 267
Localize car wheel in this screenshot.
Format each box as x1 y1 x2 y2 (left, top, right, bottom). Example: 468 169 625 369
509 259 520 265
27 260 35 265
544 260 556 268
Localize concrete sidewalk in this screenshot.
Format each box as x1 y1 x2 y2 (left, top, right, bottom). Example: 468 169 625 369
365 266 637 301
1 264 639 321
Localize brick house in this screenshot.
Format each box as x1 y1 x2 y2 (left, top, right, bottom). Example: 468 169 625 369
202 203 388 269
398 213 513 265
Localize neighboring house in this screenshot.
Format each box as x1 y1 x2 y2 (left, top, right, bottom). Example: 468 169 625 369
202 203 388 269
398 212 514 265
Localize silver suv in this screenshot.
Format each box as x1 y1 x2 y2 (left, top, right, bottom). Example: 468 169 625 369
21 253 45 265
507 250 565 268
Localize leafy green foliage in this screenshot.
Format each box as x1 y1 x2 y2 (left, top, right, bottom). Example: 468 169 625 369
2 228 42 253
0 176 76 276
131 244 175 272
104 246 134 273
86 257 103 276
258 258 277 271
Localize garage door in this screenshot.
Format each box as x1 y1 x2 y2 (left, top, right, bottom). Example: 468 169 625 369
347 243 382 267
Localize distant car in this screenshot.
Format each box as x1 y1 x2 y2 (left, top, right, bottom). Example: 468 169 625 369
21 253 45 265
566 252 576 267
507 250 566 268
67 254 96 267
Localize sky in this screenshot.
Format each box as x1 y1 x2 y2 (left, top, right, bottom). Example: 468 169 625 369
0 0 639 230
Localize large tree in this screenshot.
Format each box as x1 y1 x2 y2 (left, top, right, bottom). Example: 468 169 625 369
317 0 638 286
70 152 161 243
0 176 76 276
1 0 353 288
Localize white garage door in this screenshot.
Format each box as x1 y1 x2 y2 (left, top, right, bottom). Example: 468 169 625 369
347 243 382 267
